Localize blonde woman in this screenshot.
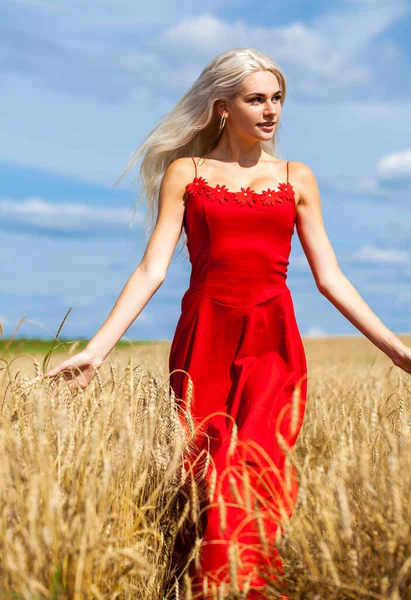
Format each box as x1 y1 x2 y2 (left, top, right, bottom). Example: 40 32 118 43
42 48 411 598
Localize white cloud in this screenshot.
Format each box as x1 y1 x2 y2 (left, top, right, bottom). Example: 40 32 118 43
0 197 142 234
377 148 411 181
324 175 391 198
160 14 228 50
153 15 373 98
353 245 410 264
313 0 406 55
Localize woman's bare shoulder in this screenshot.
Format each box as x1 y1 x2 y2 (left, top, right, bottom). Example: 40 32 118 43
163 157 198 186
287 161 320 208
167 156 197 173
288 160 316 179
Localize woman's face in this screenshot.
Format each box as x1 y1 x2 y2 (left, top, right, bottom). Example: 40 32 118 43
221 70 282 140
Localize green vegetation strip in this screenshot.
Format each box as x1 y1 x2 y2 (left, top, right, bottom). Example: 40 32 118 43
0 338 155 355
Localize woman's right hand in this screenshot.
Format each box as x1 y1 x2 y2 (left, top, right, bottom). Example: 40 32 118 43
41 350 103 392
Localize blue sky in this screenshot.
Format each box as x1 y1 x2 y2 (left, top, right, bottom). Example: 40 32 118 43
2 0 411 343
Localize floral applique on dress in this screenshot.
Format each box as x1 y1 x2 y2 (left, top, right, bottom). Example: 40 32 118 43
261 189 280 206
206 184 231 204
234 187 257 207
277 182 295 203
185 176 208 197
184 177 296 208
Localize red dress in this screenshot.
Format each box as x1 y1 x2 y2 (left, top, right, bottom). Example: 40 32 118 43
169 156 308 599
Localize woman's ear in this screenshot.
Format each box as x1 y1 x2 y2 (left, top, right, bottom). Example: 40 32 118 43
215 99 228 118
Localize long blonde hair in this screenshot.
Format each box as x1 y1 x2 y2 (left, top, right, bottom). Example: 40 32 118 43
114 47 287 254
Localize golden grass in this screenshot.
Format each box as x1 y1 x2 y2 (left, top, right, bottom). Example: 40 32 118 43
0 334 410 600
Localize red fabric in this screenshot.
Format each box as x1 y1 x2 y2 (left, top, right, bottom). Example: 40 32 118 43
169 157 308 599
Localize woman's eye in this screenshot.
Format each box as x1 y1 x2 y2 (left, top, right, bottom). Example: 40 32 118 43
250 96 281 103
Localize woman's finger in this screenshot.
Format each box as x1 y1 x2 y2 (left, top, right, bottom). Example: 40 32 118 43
44 364 79 379
43 365 65 378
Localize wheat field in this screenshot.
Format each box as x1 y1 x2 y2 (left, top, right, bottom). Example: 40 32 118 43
0 333 410 600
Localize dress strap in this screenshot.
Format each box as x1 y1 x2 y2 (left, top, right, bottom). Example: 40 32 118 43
190 156 198 179
286 161 289 184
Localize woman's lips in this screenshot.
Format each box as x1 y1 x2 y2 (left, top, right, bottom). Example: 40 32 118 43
257 122 275 130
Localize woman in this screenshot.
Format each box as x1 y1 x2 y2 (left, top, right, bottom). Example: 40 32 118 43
42 48 411 598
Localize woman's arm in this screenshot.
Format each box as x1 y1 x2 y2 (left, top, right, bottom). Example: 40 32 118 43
292 161 411 371
315 272 408 365
84 268 165 365
84 158 190 363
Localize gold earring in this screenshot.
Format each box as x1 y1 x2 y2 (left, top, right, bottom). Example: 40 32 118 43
220 113 227 130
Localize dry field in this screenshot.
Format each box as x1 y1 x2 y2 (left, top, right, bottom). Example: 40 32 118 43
0 334 410 600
